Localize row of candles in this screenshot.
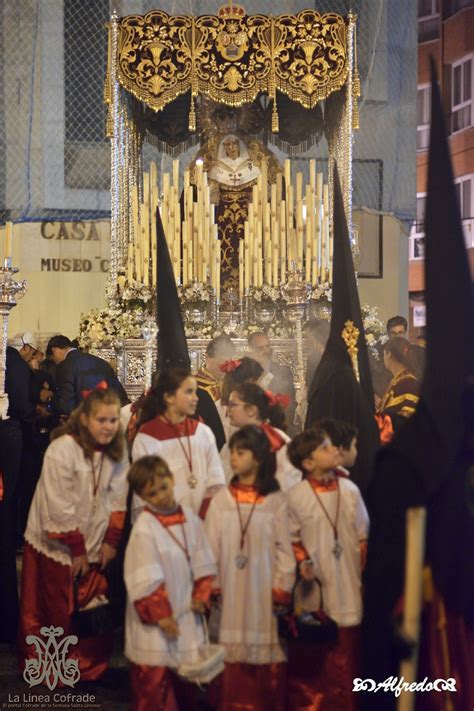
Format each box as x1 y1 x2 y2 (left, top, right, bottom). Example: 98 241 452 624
128 159 222 302
1 222 13 268
127 158 333 300
239 159 332 295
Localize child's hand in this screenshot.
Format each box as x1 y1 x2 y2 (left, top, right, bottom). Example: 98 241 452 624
158 616 179 638
300 560 316 581
72 554 89 578
98 542 117 570
191 598 206 614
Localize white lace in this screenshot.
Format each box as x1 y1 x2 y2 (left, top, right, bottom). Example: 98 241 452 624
223 642 286 665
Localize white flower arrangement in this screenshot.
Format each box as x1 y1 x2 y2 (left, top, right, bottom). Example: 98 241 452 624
309 282 332 302
184 321 219 339
178 281 214 307
78 306 147 348
250 283 281 303
121 281 153 304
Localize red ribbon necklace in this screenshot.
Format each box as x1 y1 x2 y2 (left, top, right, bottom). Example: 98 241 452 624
162 416 197 489
309 476 343 559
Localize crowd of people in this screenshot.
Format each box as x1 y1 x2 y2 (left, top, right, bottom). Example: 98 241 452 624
0 314 428 710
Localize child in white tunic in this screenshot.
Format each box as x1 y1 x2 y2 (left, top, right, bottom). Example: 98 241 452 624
286 427 369 711
19 388 128 681
220 382 301 492
132 368 226 521
125 455 217 711
205 425 296 711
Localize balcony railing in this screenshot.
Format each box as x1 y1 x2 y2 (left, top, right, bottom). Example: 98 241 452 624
418 15 440 42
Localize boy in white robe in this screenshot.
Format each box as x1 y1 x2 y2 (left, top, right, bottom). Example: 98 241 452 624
124 455 216 711
286 427 369 711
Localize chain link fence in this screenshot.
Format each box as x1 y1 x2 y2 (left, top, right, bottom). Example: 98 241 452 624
0 0 416 224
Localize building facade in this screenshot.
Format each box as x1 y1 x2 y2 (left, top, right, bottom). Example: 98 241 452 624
410 0 474 333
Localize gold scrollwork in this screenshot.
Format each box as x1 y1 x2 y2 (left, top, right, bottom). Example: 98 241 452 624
115 9 349 113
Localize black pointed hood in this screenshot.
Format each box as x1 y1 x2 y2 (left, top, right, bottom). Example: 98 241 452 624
305 167 379 496
156 206 190 371
362 61 474 703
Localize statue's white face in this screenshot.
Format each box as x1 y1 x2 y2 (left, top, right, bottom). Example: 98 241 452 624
223 137 240 160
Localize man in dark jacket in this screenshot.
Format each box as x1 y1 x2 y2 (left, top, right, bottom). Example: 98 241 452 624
248 331 297 432
46 335 128 417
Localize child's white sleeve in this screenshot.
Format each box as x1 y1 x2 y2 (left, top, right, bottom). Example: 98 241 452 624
124 523 165 602
272 497 296 593
189 513 217 582
354 490 370 541
203 498 222 590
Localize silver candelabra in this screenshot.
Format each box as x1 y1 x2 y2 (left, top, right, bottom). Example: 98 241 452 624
0 265 27 419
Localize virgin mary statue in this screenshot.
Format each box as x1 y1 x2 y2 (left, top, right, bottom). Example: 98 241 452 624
190 129 280 303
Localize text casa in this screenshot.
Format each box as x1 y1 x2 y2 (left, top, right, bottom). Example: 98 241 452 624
41 221 104 241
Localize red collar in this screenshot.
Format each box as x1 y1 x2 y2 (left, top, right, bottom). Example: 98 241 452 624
145 505 186 527
229 481 266 504
307 473 339 493
139 416 200 441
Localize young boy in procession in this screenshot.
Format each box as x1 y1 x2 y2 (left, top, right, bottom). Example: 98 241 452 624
313 417 359 474
205 425 296 711
285 427 369 711
124 455 216 711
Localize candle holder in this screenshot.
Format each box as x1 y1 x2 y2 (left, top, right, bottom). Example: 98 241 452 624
0 265 28 419
142 319 158 390
281 269 310 394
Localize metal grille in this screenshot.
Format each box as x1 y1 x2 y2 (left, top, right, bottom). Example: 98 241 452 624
0 0 416 224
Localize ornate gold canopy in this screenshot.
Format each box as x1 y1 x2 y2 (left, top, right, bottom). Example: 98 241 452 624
112 6 350 124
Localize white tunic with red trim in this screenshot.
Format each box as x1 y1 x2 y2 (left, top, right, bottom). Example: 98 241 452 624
204 483 296 664
287 473 369 627
220 424 302 492
132 417 226 518
124 505 217 667
25 434 128 566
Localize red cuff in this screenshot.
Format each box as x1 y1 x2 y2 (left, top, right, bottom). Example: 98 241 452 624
360 541 368 572
103 511 126 548
292 541 310 564
134 583 173 624
272 588 292 606
192 575 214 607
198 497 212 520
47 529 86 557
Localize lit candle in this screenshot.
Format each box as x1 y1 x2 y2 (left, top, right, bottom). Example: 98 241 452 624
239 240 244 299
244 221 250 292
317 172 323 201
309 159 316 194
142 212 151 284
173 159 180 193
280 200 286 282
4 221 13 266
264 203 271 284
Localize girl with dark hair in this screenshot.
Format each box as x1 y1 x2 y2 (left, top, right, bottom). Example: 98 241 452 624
132 367 225 520
18 388 128 681
220 357 264 406
220 383 301 492
205 425 296 711
378 337 421 431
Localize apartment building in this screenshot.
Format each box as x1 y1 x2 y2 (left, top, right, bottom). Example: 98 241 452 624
410 0 474 332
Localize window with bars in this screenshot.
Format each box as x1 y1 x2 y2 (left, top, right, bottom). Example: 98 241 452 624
416 194 426 233
452 57 472 133
418 0 440 42
417 85 430 150
454 176 472 219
